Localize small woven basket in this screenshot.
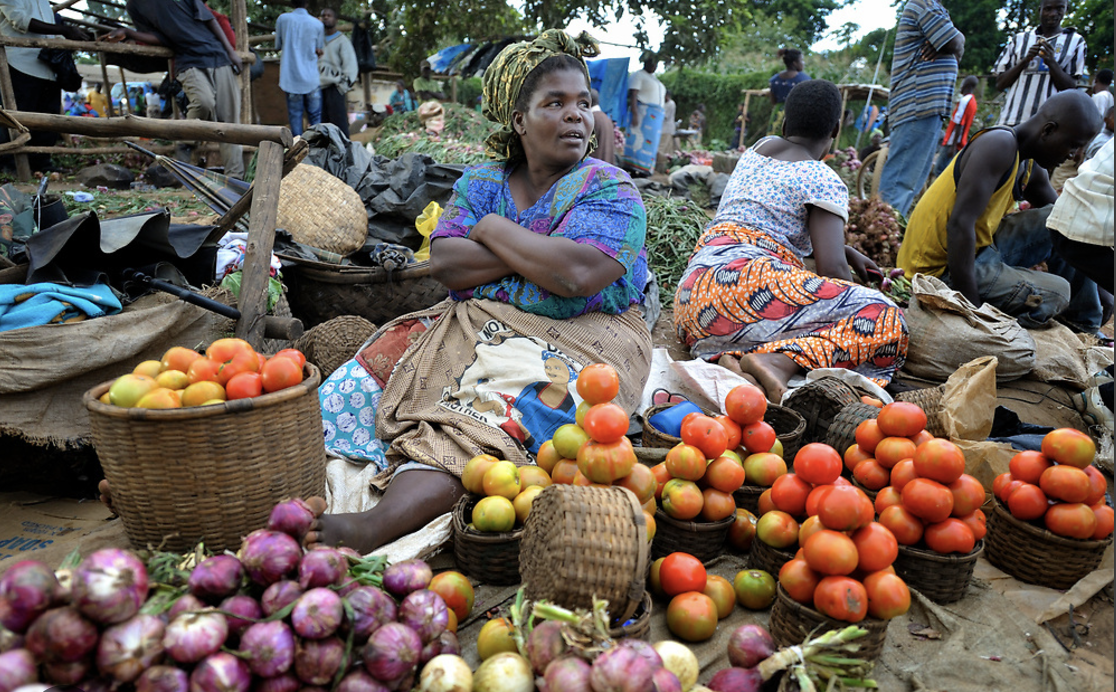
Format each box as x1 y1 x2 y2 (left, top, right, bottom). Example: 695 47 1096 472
770 585 888 661
651 510 735 564
783 379 860 447
519 485 650 625
282 259 448 329
83 364 326 553
826 402 880 456
640 402 715 449
278 164 368 256
767 403 807 462
984 499 1112 590
732 483 765 516
893 541 983 604
452 495 524 586
748 537 796 576
895 386 947 438
608 592 653 640
294 315 377 378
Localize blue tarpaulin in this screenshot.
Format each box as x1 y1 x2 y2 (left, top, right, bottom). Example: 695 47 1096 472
426 44 474 74
587 58 630 128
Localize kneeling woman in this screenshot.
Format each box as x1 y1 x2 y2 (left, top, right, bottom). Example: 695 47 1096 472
308 30 652 553
674 80 907 403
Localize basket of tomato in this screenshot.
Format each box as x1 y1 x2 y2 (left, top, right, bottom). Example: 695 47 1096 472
984 429 1113 590
770 585 890 661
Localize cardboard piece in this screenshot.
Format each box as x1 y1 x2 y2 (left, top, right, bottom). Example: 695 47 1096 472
0 492 119 570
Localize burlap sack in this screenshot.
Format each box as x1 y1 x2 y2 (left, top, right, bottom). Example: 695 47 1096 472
1029 321 1113 390
904 274 1036 382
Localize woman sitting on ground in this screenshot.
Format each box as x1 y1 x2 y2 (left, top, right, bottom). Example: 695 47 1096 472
674 79 908 403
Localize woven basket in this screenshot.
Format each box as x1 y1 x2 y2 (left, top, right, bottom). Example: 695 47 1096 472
767 403 807 462
640 402 715 449
895 386 947 437
278 164 367 256
452 495 524 586
748 537 796 576
519 485 649 625
651 510 735 564
294 315 377 378
783 379 860 447
732 483 765 515
282 258 448 329
893 541 983 604
770 585 888 661
83 364 326 553
608 592 653 640
984 499 1112 590
826 403 880 457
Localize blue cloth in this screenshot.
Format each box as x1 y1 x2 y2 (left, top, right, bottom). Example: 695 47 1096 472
286 88 322 136
514 380 576 453
879 114 943 215
389 88 416 113
320 358 388 469
426 44 473 73
619 101 664 175
587 58 630 128
0 281 122 332
768 72 810 104
275 8 325 95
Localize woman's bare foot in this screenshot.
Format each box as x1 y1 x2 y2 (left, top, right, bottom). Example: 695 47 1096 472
97 479 116 515
739 352 803 403
717 354 761 388
303 496 387 555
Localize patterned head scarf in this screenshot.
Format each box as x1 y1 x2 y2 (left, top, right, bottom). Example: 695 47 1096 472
482 29 600 162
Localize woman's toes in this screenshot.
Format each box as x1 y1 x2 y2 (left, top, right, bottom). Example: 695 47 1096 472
304 496 328 517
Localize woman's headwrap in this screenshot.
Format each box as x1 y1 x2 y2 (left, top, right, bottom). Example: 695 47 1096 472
482 29 600 162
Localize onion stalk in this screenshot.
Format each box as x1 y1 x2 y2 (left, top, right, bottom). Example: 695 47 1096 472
755 626 877 691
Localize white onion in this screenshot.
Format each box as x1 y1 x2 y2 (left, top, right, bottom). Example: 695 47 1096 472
416 654 472 692
652 641 699 692
472 652 533 692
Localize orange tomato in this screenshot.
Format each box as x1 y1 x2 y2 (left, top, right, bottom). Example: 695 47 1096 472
612 463 655 504
889 459 919 493
778 558 820 605
700 488 736 522
923 518 975 554
681 414 729 460
742 452 787 487
577 436 636 484
705 456 747 493
714 415 743 450
428 571 475 621
844 444 872 473
161 346 202 374
878 504 924 546
851 522 898 572
755 510 800 549
1038 464 1091 504
1044 502 1098 539
582 402 630 444
463 454 500 494
519 466 552 490
650 462 672 499
757 488 777 516
794 443 843 485
947 474 986 517
666 443 708 482
1083 465 1107 506
957 509 987 541
225 371 263 400
575 363 620 405
816 485 867 532
770 473 812 517
186 357 221 384
797 514 826 547
912 438 965 484
703 575 737 619
261 355 303 393
661 478 705 520
1040 428 1096 469
535 440 561 475
874 486 903 514
665 592 719 642
863 570 910 619
740 421 777 455
901 478 954 523
853 459 891 491
271 348 307 368
1008 451 1052 485
854 419 885 456
1090 504 1114 540
813 576 868 623
803 529 859 576
876 402 927 437
724 384 767 426
728 508 759 552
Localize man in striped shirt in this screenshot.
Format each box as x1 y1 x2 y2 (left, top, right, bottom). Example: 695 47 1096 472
994 0 1085 127
878 0 965 216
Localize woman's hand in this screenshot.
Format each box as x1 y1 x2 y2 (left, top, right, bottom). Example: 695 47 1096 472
844 246 882 284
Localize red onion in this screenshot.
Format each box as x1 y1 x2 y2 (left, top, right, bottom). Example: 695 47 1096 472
362 622 422 683
42 658 91 685
336 546 362 560
399 590 449 644
620 639 663 670
219 595 261 638
25 606 98 663
96 613 166 683
251 673 300 692
238 621 295 678
168 593 207 622
707 667 763 692
651 668 682 692
260 581 303 617
726 625 775 669
294 636 345 686
0 561 59 633
346 586 396 642
79 676 114 692
136 665 189 692
419 629 459 665
72 549 149 625
526 620 568 676
190 652 251 692
239 530 302 586
298 548 347 589
267 499 315 540
290 588 343 639
382 560 432 598
337 669 389 692
543 657 592 692
0 649 37 692
53 568 73 605
163 609 228 664
590 644 657 692
188 556 244 603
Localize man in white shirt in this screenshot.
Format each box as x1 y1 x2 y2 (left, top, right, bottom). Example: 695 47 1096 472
1049 138 1114 293
1091 69 1113 116
659 91 676 155
627 52 665 127
621 51 666 175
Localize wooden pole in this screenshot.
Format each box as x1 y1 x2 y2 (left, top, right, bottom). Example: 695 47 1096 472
118 66 132 114
231 0 252 125
362 72 371 111
20 143 231 155
0 36 255 63
98 54 116 117
51 0 85 10
234 140 284 349
0 47 31 180
741 92 752 148
13 111 294 147
836 87 849 151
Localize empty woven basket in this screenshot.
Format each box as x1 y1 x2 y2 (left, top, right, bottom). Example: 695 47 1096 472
295 315 377 378
278 164 367 257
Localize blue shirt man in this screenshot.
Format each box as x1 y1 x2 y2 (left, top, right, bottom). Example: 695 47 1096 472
275 0 324 135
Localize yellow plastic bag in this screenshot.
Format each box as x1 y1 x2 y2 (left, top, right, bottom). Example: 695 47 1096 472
414 200 442 262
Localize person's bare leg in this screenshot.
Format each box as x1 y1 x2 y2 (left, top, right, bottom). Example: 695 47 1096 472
303 469 465 555
739 352 803 403
717 354 761 388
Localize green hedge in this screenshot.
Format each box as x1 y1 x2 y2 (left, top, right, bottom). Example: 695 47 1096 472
661 69 775 148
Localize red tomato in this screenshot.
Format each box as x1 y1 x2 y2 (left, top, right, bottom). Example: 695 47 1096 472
1038 465 1091 504
1040 428 1096 469
186 357 221 384
681 414 729 460
666 443 708 481
706 456 747 493
1044 502 1098 539
854 419 885 456
901 478 954 523
874 486 904 514
727 508 758 552
577 437 636 484
852 522 899 572
703 575 737 619
947 474 986 517
813 576 868 623
778 558 821 605
805 484 833 518
206 337 255 365
770 473 812 517
714 415 743 450
844 444 872 473
878 504 925 546
912 438 965 484
700 488 737 522
660 553 707 596
725 384 767 425
741 421 777 454
992 472 1015 502
550 459 579 485
889 459 919 493
271 348 307 368
923 518 976 554
613 463 656 504
582 402 629 444
757 488 777 516
957 509 987 541
225 371 263 399
260 355 303 393
756 510 800 549
876 402 927 437
797 514 826 547
794 443 843 485
1083 465 1106 506
650 462 672 499
874 437 917 470
575 363 620 405
803 529 859 576
428 572 475 621
661 478 705 520
863 570 911 620
815 485 866 531
1091 504 1114 540
1008 451 1052 485
909 430 935 446
853 459 891 491
666 592 719 642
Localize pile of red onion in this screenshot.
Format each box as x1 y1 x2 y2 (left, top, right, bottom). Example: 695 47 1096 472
0 498 457 692
705 624 776 692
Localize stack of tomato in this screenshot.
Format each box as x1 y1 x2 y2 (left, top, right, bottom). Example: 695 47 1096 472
842 401 936 493
99 339 307 409
460 455 553 533
646 552 742 642
993 428 1112 540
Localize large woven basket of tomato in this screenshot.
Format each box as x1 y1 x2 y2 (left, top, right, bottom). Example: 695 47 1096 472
82 341 325 553
770 585 890 661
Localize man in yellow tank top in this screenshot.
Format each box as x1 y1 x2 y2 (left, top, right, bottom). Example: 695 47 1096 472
897 90 1102 329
